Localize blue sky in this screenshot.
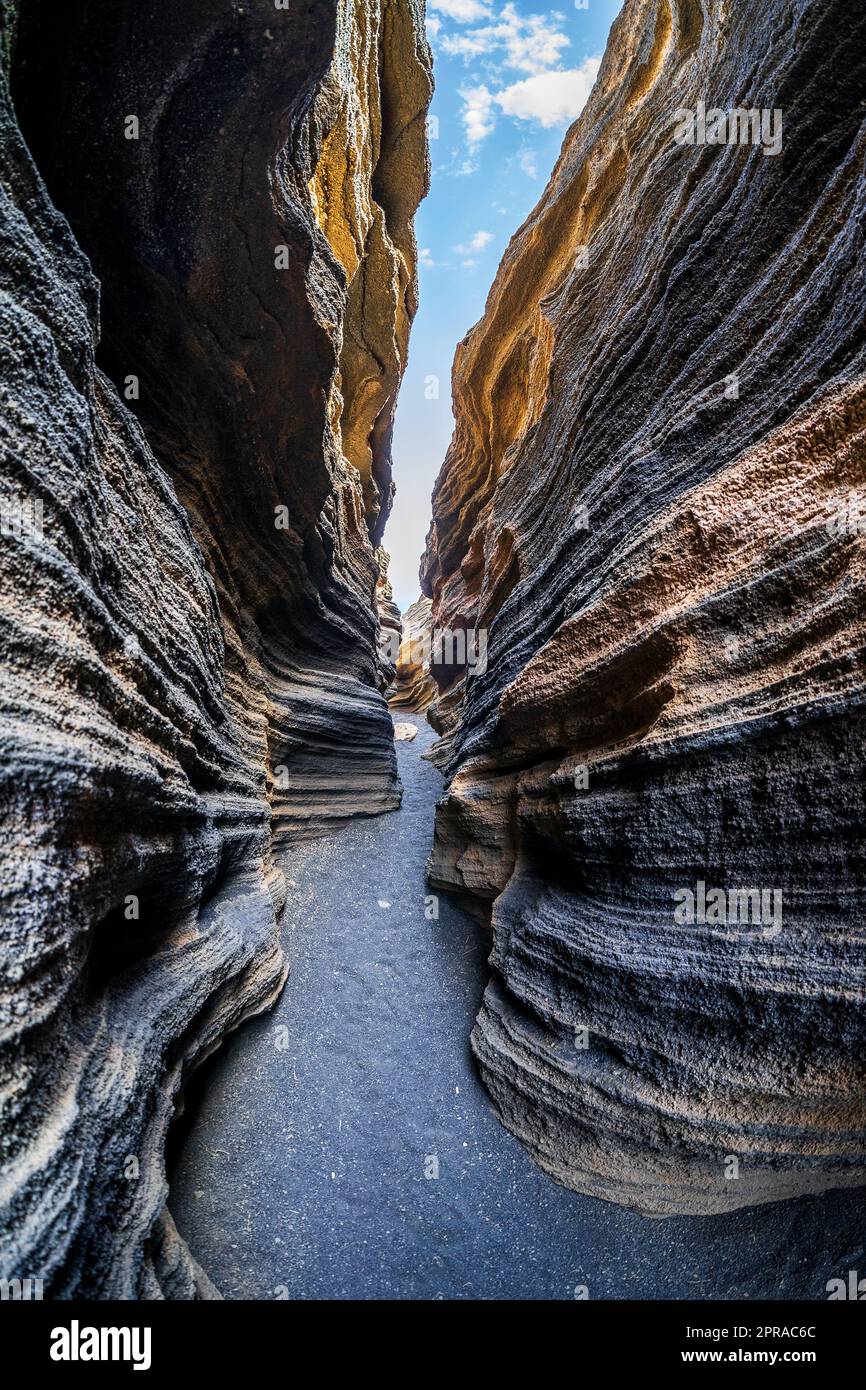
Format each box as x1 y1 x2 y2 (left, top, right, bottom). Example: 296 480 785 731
387 0 623 610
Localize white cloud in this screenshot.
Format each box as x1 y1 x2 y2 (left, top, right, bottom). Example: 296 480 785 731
496 57 600 127
454 230 494 254
460 84 495 146
440 4 569 74
425 15 442 36
447 4 601 155
460 55 600 149
419 247 453 268
430 0 492 21
506 12 570 73
518 147 538 178
419 246 454 268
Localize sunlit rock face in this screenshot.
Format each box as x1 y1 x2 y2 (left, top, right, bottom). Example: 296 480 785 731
0 0 430 1296
387 594 437 713
422 0 866 1216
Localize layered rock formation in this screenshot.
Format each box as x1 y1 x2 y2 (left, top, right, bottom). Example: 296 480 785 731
387 593 437 713
423 0 866 1215
0 0 430 1296
375 547 403 693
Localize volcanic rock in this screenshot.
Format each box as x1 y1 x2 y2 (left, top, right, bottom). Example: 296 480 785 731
387 593 437 713
0 0 431 1295
422 0 866 1215
392 721 418 742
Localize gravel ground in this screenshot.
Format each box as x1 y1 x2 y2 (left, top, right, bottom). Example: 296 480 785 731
170 722 866 1300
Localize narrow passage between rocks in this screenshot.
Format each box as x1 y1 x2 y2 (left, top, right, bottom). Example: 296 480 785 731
170 723 866 1300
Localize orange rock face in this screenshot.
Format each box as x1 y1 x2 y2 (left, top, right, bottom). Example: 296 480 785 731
422 0 866 1214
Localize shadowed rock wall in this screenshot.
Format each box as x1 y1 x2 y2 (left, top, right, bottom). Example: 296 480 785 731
0 0 430 1295
422 0 866 1215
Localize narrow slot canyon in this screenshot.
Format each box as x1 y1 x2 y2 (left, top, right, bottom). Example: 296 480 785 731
167 722 866 1299
1 0 865 1314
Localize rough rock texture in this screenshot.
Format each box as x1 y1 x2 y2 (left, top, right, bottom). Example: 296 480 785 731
375 546 403 693
422 0 866 1215
387 593 437 712
170 716 866 1302
0 0 430 1297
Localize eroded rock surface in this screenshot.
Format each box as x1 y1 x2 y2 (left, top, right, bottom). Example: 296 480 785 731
0 0 430 1295
422 0 866 1215
375 547 403 693
387 593 437 712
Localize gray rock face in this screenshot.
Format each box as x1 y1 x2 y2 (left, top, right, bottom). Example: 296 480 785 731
0 0 430 1296
422 0 866 1215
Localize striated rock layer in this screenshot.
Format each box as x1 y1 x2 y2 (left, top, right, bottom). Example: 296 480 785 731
387 593 437 713
375 547 403 694
0 0 430 1295
422 0 866 1215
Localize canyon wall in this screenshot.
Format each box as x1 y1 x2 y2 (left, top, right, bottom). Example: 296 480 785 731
0 0 430 1295
422 0 866 1215
387 593 437 712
